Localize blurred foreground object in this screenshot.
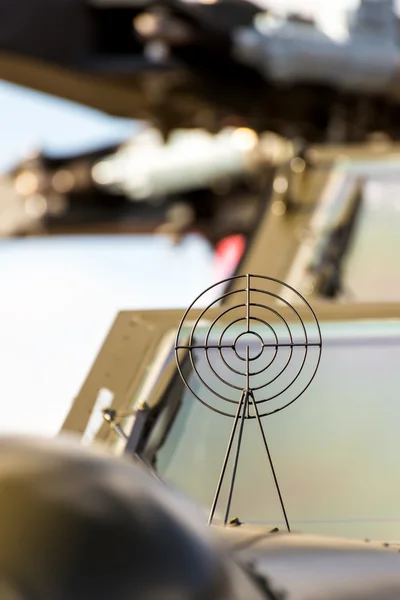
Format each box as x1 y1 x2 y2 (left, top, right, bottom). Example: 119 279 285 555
1 127 289 244
0 434 261 600
4 132 400 301
0 434 400 599
2 1 400 141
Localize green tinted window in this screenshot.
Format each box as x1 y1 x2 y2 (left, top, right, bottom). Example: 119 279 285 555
156 320 400 541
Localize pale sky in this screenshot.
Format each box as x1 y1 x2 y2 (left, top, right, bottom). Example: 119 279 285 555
265 0 399 16
263 0 357 15
0 235 214 437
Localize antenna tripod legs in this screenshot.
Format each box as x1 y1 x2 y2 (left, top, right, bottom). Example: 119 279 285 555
208 387 290 532
252 398 291 532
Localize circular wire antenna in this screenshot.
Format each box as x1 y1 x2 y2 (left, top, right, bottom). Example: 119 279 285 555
175 274 322 418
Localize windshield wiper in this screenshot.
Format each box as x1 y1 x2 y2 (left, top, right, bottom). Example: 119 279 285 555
311 182 364 298
284 168 363 300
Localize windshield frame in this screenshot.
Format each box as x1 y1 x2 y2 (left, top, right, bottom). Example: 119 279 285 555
124 303 400 453
61 301 400 442
128 311 400 539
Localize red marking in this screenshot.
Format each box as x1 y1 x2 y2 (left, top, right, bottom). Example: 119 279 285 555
214 234 246 281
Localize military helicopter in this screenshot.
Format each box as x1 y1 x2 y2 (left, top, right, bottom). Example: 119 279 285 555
2 1 400 597
58 267 400 599
58 146 400 598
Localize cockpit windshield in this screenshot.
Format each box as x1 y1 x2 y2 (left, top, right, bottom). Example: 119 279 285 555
342 178 400 301
286 157 400 303
139 318 400 542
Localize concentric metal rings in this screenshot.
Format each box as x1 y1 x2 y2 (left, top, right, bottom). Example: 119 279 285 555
175 274 322 418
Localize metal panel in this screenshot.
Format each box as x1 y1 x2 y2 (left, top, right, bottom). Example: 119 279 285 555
60 302 400 438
